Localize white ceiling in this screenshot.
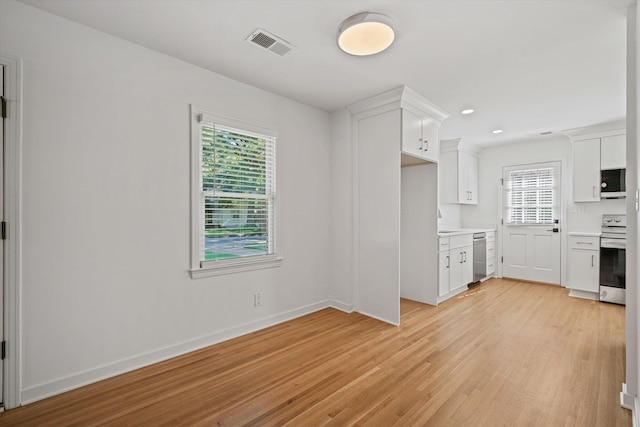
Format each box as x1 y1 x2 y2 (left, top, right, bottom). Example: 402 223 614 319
19 0 631 147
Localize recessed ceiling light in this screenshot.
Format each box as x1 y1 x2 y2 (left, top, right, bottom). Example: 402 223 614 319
337 12 395 56
461 109 474 115
492 129 503 134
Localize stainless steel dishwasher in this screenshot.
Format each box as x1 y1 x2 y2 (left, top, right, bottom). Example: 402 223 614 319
473 232 487 283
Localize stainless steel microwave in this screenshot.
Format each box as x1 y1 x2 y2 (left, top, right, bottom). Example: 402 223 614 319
601 168 626 199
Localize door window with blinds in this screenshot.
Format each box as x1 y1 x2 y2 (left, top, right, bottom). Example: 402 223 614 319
503 161 561 225
191 108 280 277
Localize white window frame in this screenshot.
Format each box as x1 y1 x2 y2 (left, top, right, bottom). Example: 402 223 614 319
503 161 561 226
190 106 281 278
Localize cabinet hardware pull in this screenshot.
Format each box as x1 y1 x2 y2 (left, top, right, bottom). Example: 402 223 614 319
463 251 467 262
591 254 594 267
446 255 450 268
460 252 463 263
424 140 428 152
592 186 596 198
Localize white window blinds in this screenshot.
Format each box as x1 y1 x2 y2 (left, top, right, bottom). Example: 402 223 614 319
198 120 276 267
504 162 560 225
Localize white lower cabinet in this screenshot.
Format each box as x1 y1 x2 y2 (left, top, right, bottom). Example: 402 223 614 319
450 245 473 292
438 250 450 297
438 234 474 300
568 235 600 293
486 231 496 277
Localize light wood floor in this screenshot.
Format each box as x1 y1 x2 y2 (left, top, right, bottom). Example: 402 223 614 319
0 278 631 426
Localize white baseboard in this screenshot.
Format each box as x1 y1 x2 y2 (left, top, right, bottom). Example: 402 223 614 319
21 300 332 405
357 310 400 326
329 299 354 313
621 383 639 427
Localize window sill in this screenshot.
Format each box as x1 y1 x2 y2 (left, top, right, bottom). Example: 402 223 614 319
190 257 283 278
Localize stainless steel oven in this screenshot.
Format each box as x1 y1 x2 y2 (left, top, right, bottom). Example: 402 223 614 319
600 214 626 305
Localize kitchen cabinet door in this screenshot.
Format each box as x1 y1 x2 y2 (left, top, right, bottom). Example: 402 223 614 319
460 244 474 285
601 134 626 169
449 249 464 292
457 153 471 203
401 109 440 163
421 120 439 163
401 109 423 159
572 138 600 202
440 145 478 205
463 152 478 204
438 251 451 297
569 248 599 292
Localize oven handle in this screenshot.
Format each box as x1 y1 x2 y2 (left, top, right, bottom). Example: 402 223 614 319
600 238 626 249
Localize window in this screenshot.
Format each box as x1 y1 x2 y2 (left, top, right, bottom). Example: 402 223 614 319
503 162 560 225
191 108 280 277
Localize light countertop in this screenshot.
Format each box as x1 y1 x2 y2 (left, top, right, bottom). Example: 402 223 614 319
438 228 496 237
567 231 601 237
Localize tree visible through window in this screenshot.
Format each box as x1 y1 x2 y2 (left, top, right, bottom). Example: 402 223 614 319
198 117 276 266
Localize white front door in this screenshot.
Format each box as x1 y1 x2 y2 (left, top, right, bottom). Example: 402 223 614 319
501 162 562 285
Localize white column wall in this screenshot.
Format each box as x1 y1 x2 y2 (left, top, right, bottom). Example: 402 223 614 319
329 109 354 310
626 1 639 416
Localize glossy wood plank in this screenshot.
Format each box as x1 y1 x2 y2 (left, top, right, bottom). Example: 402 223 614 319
0 278 631 426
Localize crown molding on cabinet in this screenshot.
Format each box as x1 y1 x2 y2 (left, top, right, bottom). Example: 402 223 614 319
563 119 626 141
347 85 450 123
440 137 482 155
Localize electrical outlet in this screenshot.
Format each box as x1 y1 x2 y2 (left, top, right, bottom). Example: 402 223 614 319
254 293 262 307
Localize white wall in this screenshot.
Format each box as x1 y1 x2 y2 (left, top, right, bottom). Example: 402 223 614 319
437 204 462 230
0 0 332 403
460 136 625 285
329 109 354 310
462 136 570 229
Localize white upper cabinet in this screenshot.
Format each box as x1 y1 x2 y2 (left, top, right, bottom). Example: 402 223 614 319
601 134 626 169
572 138 601 202
457 151 478 204
401 108 440 163
349 86 449 168
440 139 480 205
566 122 626 202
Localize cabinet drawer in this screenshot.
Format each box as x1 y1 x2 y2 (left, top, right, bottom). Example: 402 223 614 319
486 241 496 259
487 257 496 275
439 237 450 251
450 234 473 249
568 235 599 250
486 231 495 242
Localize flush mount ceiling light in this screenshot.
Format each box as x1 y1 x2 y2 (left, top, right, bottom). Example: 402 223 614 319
337 12 395 56
492 129 504 134
461 109 475 115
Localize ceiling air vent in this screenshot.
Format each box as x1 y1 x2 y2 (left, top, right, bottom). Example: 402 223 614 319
246 28 295 57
